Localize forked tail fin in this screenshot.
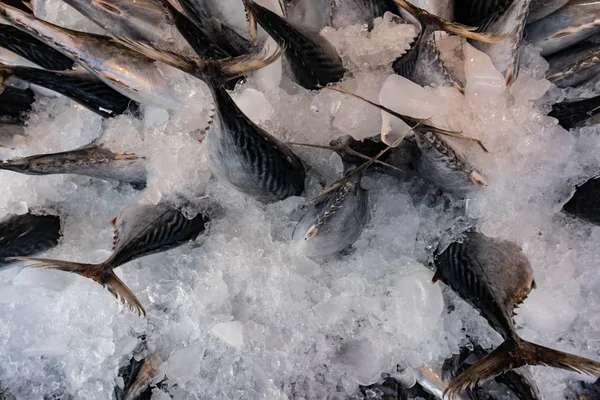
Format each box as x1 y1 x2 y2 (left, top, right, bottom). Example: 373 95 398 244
393 0 507 43
9 256 146 316
444 339 600 398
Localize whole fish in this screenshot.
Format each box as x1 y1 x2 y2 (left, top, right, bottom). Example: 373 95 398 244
434 230 600 397
525 0 600 57
0 24 74 70
550 95 600 130
0 64 139 117
0 212 61 267
392 0 506 89
546 39 600 88
0 86 34 126
527 0 569 24
242 0 346 90
59 0 194 55
292 173 368 257
328 0 400 30
12 198 211 316
0 3 184 109
0 144 147 187
115 38 307 202
563 175 600 226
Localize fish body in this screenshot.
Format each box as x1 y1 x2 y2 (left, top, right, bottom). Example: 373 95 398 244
525 0 600 57
550 95 600 130
205 84 306 202
0 24 74 70
292 173 368 258
453 0 514 27
0 65 139 117
434 230 600 396
115 356 157 400
242 0 345 90
328 0 399 29
563 175 600 225
527 0 568 24
414 131 486 196
14 199 211 316
0 86 34 126
0 3 183 108
0 144 147 186
358 376 437 399
60 0 193 54
546 39 600 88
0 213 61 267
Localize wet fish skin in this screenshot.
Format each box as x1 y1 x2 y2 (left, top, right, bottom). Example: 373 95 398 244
546 39 600 88
525 0 600 57
435 230 600 396
242 0 346 90
0 86 34 125
13 199 211 316
0 64 139 117
292 174 368 258
527 0 568 24
563 175 600 226
0 24 74 70
453 0 514 27
0 213 61 267
0 3 183 109
0 144 147 186
550 95 600 130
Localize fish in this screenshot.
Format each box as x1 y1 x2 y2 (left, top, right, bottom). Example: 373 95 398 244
116 356 158 400
358 375 437 400
114 37 307 203
550 95 600 130
565 378 600 400
525 0 600 57
527 0 569 24
0 24 74 70
328 0 400 30
392 0 506 89
59 0 194 55
469 0 532 84
546 39 600 88
0 143 147 187
0 64 140 117
562 175 600 226
453 0 514 27
12 198 211 316
0 212 61 267
292 172 369 258
0 3 184 109
442 343 542 400
241 0 346 90
0 86 34 126
434 230 600 397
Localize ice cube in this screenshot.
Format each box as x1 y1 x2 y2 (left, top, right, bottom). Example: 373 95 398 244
464 43 506 100
235 88 275 124
211 321 244 349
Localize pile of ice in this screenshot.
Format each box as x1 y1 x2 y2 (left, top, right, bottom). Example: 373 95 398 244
0 1 599 399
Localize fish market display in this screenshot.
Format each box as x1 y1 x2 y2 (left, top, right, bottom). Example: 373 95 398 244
0 0 599 399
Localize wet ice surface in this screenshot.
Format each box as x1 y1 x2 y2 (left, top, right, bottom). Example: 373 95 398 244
1 2 600 400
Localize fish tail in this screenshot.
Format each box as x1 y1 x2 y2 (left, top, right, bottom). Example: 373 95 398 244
443 338 600 398
9 256 146 316
241 0 258 44
392 0 506 44
0 63 15 95
113 35 283 87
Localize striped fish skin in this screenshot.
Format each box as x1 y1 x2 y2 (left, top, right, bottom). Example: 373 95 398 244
244 0 345 90
0 3 183 109
2 66 139 117
453 0 514 27
204 85 306 203
0 213 61 266
525 1 600 57
563 176 600 226
550 95 600 130
329 0 399 29
0 144 147 186
0 86 34 125
292 174 368 258
546 39 600 89
0 24 74 70
527 0 568 24
434 230 535 341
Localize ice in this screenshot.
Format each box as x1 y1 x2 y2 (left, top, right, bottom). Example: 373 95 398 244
211 321 244 349
234 88 275 124
463 42 506 101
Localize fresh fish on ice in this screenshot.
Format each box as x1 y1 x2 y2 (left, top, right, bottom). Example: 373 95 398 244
12 198 211 316
546 39 600 88
525 0 600 56
0 143 147 187
527 0 568 24
550 95 600 130
357 375 437 399
564 378 600 400
0 86 34 127
434 230 600 396
116 356 159 400
453 0 514 27
563 175 600 226
0 212 61 267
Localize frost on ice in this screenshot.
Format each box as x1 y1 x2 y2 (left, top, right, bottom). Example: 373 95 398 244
0 0 599 399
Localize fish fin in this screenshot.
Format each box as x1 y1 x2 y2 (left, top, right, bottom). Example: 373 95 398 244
241 0 258 44
0 63 14 95
9 256 146 316
21 0 34 13
122 357 157 400
324 86 489 153
392 0 507 43
444 339 600 398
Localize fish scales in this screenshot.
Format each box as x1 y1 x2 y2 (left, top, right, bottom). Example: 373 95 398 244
0 213 61 266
